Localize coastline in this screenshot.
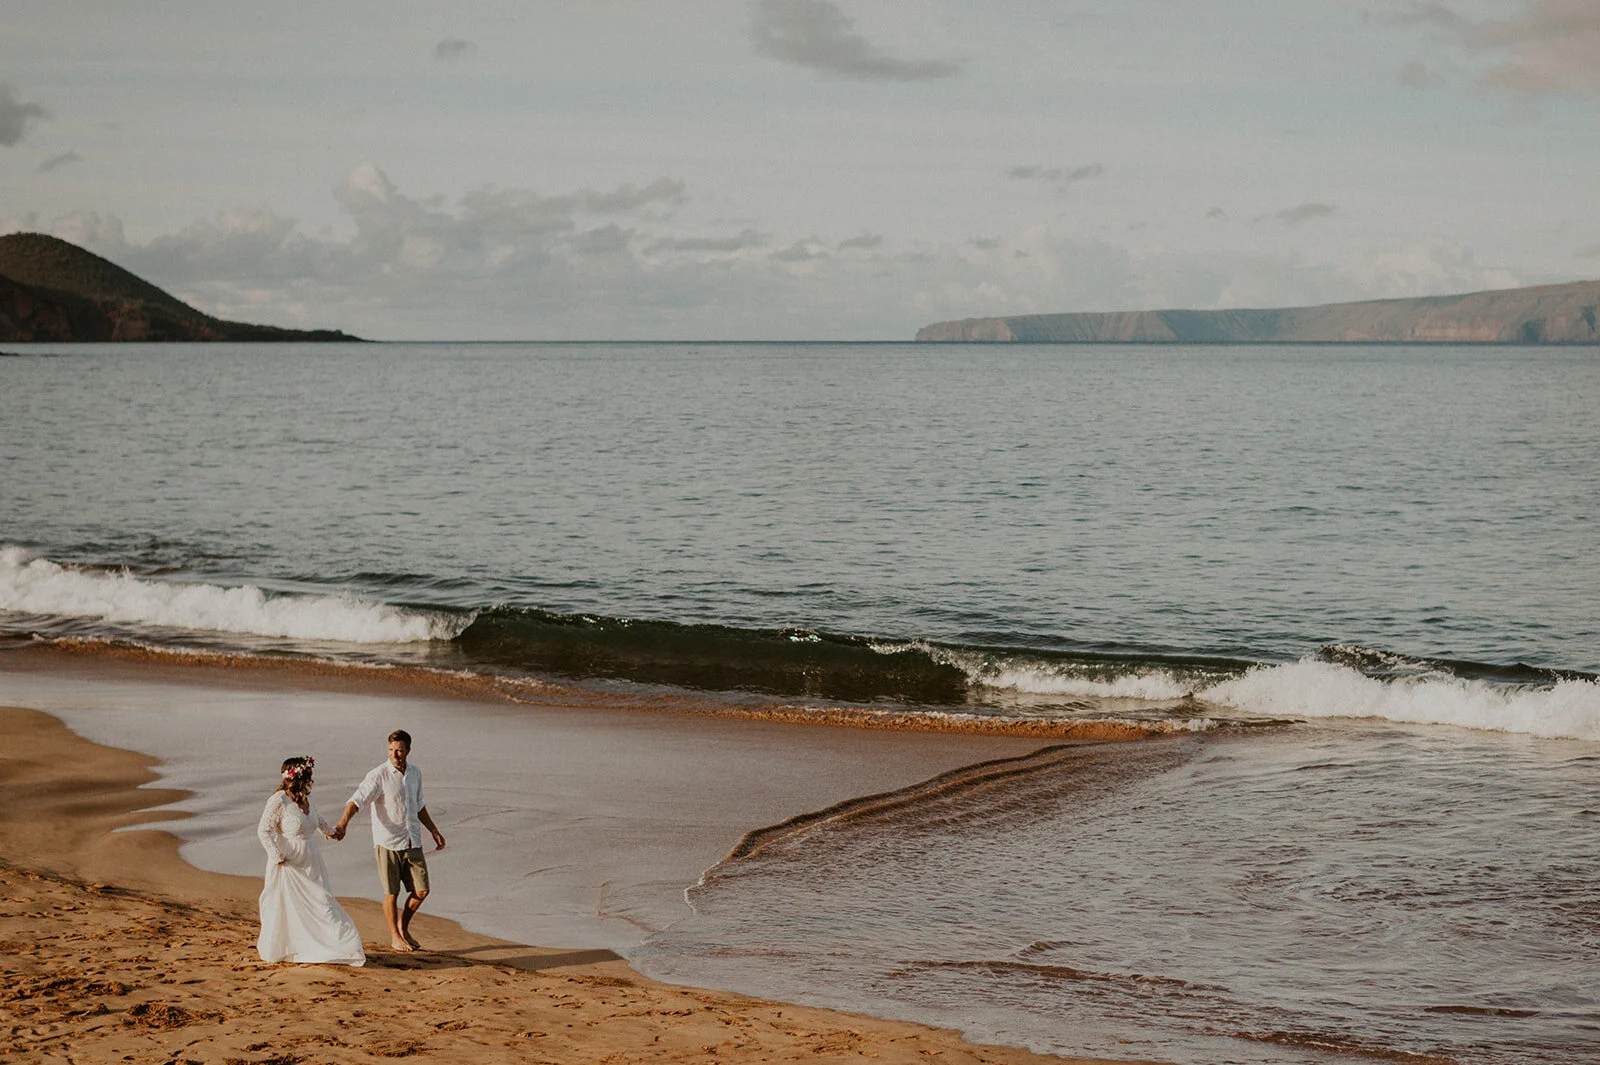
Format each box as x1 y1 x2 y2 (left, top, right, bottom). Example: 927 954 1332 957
27 635 1180 742
0 657 1160 1063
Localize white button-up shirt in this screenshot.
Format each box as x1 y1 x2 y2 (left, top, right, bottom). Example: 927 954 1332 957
348 761 426 851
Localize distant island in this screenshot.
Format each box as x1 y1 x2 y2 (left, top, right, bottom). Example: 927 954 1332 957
916 281 1600 344
0 233 359 342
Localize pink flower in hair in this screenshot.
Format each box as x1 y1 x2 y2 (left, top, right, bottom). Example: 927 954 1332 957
281 756 315 783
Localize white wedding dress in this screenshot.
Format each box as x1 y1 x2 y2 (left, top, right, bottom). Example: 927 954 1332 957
256 792 366 965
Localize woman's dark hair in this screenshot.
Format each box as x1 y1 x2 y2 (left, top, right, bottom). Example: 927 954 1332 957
275 756 314 803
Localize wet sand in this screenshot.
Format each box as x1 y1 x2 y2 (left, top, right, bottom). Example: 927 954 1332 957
0 654 1161 1064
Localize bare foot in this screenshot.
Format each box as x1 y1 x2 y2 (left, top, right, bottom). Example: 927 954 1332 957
389 938 415 953
403 931 423 950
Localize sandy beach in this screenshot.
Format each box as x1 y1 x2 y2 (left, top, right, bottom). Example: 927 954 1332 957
0 657 1156 1065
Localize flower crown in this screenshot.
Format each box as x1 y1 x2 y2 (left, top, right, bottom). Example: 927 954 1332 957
282 757 314 783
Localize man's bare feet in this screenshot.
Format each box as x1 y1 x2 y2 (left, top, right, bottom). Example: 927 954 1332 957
389 938 415 953
403 930 423 950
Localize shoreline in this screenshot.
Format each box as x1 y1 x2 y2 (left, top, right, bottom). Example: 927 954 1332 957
0 664 1160 1063
18 635 1184 741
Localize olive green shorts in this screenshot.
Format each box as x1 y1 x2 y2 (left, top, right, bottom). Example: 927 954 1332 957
375 845 430 896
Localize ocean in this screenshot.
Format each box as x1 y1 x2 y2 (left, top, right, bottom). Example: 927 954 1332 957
2 341 1598 1064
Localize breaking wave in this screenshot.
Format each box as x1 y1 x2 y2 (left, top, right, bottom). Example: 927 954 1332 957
0 547 464 644
1200 658 1600 742
5 547 1597 740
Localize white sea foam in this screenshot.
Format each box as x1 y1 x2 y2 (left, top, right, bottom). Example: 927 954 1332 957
0 547 463 644
973 667 1193 701
876 639 1195 701
1200 659 1600 742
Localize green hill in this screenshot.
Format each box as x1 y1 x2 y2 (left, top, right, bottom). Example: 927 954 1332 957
0 232 358 342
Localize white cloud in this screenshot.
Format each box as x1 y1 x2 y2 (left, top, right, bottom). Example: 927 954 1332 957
1336 237 1519 297
49 210 128 255
750 0 962 81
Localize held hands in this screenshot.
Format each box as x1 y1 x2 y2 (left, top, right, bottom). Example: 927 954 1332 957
330 822 348 841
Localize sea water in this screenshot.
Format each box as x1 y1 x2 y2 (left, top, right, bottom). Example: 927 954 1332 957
2 341 1598 1063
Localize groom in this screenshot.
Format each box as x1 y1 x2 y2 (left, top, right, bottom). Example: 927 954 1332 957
332 729 446 952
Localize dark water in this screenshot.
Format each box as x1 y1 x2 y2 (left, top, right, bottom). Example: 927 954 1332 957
3 341 1599 1063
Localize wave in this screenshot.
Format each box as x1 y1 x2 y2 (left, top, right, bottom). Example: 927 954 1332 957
1200 659 1600 742
6 547 1597 740
902 641 1217 701
0 547 464 644
455 607 971 703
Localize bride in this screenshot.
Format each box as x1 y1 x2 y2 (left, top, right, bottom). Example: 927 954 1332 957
256 756 365 965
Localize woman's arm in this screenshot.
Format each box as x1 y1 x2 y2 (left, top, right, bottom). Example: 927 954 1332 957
256 793 287 864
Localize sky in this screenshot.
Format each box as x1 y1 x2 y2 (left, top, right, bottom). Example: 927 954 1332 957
2 0 1598 340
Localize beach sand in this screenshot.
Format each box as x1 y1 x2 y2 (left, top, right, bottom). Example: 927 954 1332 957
0 685 1157 1064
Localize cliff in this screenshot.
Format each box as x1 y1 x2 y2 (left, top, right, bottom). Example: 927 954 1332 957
916 281 1600 344
0 233 359 342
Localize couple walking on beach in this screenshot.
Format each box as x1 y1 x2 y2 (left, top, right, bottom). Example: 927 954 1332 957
255 729 447 966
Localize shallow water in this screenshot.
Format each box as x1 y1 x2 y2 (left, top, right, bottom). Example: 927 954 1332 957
639 724 1600 1065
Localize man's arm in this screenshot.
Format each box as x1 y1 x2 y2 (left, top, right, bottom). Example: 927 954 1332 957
418 806 446 851
330 800 360 841
332 767 381 841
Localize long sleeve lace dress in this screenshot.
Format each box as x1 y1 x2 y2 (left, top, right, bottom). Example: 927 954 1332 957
256 791 365 965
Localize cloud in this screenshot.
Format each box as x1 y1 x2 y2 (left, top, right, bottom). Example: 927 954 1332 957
1268 202 1336 226
771 238 828 262
143 209 306 280
1467 0 1600 95
0 82 49 147
433 37 478 61
1206 207 1228 220
1387 3 1471 32
1336 237 1519 297
28 163 752 337
1006 163 1105 191
570 224 634 256
645 228 766 255
569 179 687 214
24 165 1526 341
48 210 128 254
1395 0 1600 97
838 232 882 250
1397 58 1445 89
38 150 82 173
31 168 1137 337
750 0 961 81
